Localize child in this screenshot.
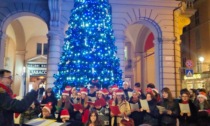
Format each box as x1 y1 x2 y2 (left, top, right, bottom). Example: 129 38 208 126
85 110 103 126
60 109 70 123
41 102 54 119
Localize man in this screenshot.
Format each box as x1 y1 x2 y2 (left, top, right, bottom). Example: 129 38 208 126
121 81 133 100
133 82 146 99
0 69 42 126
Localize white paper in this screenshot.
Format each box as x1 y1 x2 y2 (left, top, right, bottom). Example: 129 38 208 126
157 105 166 112
140 99 149 110
25 118 56 126
130 103 139 110
128 92 133 98
48 122 65 126
179 103 191 113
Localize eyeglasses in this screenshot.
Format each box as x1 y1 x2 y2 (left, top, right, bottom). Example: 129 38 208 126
2 76 13 80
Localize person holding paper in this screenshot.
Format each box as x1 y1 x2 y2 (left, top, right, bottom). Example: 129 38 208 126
178 89 197 126
140 92 159 126
158 87 179 126
110 89 131 126
129 90 144 126
121 81 133 101
196 91 210 126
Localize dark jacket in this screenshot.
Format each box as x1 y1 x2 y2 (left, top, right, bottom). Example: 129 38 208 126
122 88 133 101
0 83 38 126
158 99 179 126
143 100 159 126
129 97 144 126
178 100 197 126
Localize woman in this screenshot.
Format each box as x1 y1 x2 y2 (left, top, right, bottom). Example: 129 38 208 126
196 91 210 125
41 88 57 115
56 90 73 122
86 110 103 126
178 88 197 126
141 92 159 126
158 87 179 126
71 87 79 104
110 89 131 126
78 88 91 124
129 90 144 126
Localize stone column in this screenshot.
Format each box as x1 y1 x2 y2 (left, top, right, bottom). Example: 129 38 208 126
140 52 145 90
114 32 125 79
0 32 8 69
160 38 177 96
153 38 163 92
46 31 62 88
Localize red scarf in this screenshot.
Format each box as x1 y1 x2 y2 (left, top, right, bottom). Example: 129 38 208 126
0 83 13 98
182 101 188 104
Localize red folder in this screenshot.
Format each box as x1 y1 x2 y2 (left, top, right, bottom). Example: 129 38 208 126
73 104 83 111
87 101 95 106
110 106 121 116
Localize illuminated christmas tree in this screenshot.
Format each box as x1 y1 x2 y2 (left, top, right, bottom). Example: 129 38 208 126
53 0 122 96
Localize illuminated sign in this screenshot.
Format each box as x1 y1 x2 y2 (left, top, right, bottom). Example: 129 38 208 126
30 70 47 75
184 74 201 80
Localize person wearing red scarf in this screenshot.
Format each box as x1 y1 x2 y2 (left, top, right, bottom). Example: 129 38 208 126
178 88 197 126
0 69 42 126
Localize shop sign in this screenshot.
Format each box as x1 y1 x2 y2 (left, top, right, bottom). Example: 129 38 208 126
30 70 47 75
184 74 201 80
27 64 47 68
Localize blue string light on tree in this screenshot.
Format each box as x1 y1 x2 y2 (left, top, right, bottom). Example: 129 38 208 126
53 0 122 98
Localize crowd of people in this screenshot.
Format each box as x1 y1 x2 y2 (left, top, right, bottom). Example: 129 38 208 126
18 81 210 126
1 69 210 126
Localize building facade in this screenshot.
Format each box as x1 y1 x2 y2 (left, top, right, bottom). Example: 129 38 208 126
181 0 210 91
0 0 195 96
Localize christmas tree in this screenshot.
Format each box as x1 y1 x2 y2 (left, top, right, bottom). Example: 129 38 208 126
53 0 122 96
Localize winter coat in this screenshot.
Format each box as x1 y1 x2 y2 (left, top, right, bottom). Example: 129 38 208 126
122 88 133 101
0 83 38 126
178 100 198 126
111 100 131 126
158 99 179 126
41 93 57 115
196 101 210 126
143 100 159 126
129 98 144 125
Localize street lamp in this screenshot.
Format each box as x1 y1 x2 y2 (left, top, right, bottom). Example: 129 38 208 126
199 56 204 63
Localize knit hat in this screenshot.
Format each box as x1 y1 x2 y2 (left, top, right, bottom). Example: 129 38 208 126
80 88 88 95
65 86 72 91
115 89 124 95
62 90 69 96
43 102 52 113
111 84 119 91
197 92 207 100
60 109 70 119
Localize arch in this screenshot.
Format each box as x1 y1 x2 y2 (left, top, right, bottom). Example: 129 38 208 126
1 12 49 33
133 17 163 91
134 17 162 39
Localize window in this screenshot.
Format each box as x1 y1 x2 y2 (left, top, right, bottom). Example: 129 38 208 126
36 43 48 55
124 46 128 61
195 29 201 49
44 44 48 55
37 43 42 55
